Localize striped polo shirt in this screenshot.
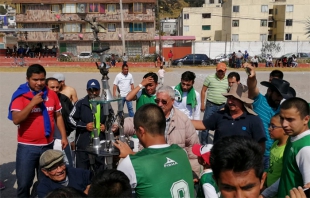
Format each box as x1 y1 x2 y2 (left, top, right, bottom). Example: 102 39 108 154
253 93 279 157
203 74 228 104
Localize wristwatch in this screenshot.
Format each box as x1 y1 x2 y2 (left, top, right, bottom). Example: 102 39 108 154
138 84 144 88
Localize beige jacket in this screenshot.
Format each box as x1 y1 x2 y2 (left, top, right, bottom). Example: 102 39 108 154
123 107 201 175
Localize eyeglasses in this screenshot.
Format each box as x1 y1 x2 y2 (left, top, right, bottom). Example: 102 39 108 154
154 98 168 105
45 161 66 173
268 124 283 130
88 88 99 93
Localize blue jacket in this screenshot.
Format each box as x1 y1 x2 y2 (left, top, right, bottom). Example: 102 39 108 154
37 166 91 198
69 95 114 149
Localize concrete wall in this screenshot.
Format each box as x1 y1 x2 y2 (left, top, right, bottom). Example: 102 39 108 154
194 41 310 59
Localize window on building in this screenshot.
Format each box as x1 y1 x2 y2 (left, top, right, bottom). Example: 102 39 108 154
232 34 239 41
274 34 277 41
184 25 189 32
99 4 105 13
285 33 292 40
129 23 147 32
77 4 86 13
233 6 239 12
107 23 116 32
52 24 60 32
261 20 267 26
64 23 81 32
184 13 189 19
133 3 143 13
286 5 293 12
269 9 273 14
62 4 76 13
107 4 116 13
202 13 211 18
164 25 170 28
261 5 268 12
260 34 267 41
286 19 293 26
210 0 214 3
232 20 239 27
85 23 105 32
51 5 60 13
202 25 211 30
88 3 99 13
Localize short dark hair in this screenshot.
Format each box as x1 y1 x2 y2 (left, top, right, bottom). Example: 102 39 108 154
45 77 59 86
88 170 132 198
45 186 87 198
210 136 264 181
181 71 196 81
227 72 240 82
280 97 310 119
270 70 284 79
122 64 128 69
134 104 166 136
26 64 46 79
143 72 158 83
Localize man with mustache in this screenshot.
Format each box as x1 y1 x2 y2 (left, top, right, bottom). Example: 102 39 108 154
192 83 266 149
69 79 114 170
37 150 91 198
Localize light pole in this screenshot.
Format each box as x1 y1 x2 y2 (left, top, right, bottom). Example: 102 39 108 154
120 0 125 54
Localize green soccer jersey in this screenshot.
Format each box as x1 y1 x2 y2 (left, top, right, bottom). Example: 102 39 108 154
266 141 286 187
136 88 156 110
278 132 310 197
129 144 195 198
197 170 220 198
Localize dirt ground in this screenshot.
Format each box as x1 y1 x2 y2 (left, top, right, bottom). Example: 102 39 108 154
0 67 309 197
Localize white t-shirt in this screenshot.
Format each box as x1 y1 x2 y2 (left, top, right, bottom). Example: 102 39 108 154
158 69 165 78
172 86 201 120
113 72 134 97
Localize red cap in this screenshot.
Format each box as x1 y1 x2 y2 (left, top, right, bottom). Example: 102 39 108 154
192 144 213 165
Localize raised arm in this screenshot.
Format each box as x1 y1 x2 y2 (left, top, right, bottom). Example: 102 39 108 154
244 63 260 99
200 85 208 112
126 76 154 101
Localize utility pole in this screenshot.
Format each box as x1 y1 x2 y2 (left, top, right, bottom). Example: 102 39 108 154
120 0 125 54
157 0 162 56
224 34 227 55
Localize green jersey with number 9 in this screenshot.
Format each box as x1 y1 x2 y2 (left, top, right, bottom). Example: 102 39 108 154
130 144 195 197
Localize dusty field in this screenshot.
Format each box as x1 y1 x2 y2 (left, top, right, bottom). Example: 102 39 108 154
0 67 309 197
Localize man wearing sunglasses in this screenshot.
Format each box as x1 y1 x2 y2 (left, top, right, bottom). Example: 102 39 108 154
126 72 158 110
123 85 200 175
37 149 91 198
69 79 114 170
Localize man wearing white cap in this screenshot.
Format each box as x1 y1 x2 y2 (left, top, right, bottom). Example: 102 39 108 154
53 73 78 103
193 83 266 148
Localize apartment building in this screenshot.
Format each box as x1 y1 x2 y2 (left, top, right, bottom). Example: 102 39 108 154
178 0 310 42
11 0 156 56
178 1 223 41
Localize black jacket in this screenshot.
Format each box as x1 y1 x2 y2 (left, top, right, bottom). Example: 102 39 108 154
58 93 75 136
69 95 114 149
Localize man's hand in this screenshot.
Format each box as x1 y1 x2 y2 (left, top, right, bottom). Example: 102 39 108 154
243 62 256 78
113 140 135 158
111 123 119 133
84 185 91 195
61 137 68 150
200 104 205 112
285 187 307 198
86 122 94 132
30 92 44 106
100 124 105 132
141 76 154 87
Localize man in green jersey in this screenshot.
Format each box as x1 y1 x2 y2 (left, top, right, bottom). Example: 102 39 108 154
261 97 310 198
114 104 195 197
126 72 158 110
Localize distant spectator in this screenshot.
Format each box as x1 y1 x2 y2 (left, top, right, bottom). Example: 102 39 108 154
6 47 11 58
111 54 116 67
45 187 87 198
266 56 273 67
17 46 24 58
157 66 165 85
235 50 243 68
155 55 162 68
122 53 128 66
244 50 249 62
167 50 173 67
51 45 57 57
251 56 259 68
291 55 298 67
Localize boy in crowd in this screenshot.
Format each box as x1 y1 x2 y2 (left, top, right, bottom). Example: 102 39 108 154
266 113 288 188
192 144 220 198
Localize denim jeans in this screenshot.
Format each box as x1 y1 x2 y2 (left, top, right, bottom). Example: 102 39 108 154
16 143 53 198
236 59 242 68
122 97 134 117
200 101 225 144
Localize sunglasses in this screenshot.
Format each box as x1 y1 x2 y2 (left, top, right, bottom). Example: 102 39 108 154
46 161 66 173
154 98 168 105
268 124 283 130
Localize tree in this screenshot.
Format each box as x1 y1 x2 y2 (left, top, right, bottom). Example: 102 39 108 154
306 18 310 38
261 41 281 58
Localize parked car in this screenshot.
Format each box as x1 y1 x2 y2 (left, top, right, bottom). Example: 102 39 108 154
57 52 75 61
296 52 310 59
78 51 92 59
214 53 230 62
171 54 211 66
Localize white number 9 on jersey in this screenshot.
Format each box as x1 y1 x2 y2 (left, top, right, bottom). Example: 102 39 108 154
170 179 190 198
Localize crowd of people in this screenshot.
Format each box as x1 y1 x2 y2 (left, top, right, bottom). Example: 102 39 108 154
6 62 310 198
6 44 58 59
